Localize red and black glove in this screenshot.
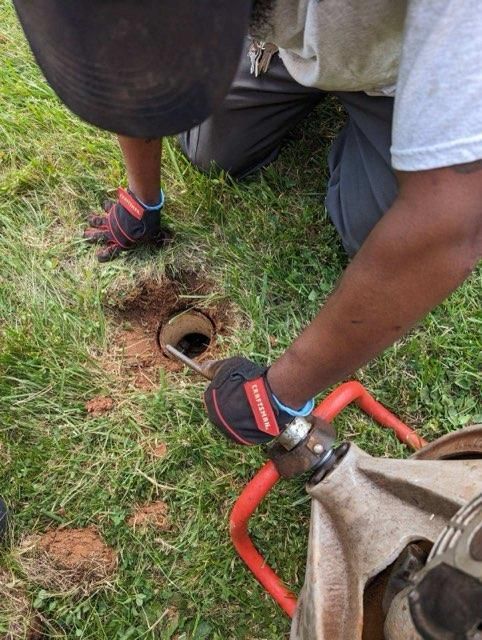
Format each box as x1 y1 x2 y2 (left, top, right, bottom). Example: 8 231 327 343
204 357 314 445
84 187 170 262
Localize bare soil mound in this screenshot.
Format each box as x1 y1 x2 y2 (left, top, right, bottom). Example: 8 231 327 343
17 527 117 595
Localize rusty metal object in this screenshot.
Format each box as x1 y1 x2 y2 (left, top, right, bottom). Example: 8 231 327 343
290 425 482 640
411 423 482 460
382 543 429 616
274 416 312 451
164 344 218 380
386 492 482 640
385 588 424 640
266 417 336 479
159 310 215 361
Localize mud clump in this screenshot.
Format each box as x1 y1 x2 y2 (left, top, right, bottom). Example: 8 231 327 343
85 396 114 416
127 501 169 531
106 274 238 390
17 527 117 596
0 570 43 639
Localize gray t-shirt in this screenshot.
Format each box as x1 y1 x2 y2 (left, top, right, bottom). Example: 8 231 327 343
251 0 482 171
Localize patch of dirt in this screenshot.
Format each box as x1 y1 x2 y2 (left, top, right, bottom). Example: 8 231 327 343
104 273 239 390
0 569 43 639
145 441 168 459
85 396 114 416
37 528 116 571
17 527 117 596
127 501 169 531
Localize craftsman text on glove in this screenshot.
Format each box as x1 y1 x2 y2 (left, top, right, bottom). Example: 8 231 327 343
244 378 280 437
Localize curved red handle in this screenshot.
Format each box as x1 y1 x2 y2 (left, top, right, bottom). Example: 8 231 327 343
230 460 296 616
229 381 427 618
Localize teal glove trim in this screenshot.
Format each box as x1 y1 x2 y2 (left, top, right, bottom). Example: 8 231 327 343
131 189 164 211
272 394 315 418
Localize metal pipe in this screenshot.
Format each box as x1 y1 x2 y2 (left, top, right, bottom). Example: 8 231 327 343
164 344 214 379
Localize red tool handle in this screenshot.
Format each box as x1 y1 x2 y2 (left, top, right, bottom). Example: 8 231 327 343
229 381 427 618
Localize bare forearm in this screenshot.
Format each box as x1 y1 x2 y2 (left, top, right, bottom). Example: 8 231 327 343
268 171 482 407
117 135 162 205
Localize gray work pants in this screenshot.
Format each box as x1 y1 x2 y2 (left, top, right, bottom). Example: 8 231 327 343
179 49 398 256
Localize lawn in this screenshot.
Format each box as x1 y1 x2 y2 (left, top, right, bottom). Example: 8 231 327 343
0 2 481 638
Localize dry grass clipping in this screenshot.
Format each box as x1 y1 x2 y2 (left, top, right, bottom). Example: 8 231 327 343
0 569 43 639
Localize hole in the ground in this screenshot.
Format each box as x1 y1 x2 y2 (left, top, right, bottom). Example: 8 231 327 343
157 310 215 360
104 274 238 388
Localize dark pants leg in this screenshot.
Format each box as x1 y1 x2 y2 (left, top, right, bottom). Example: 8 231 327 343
180 48 398 255
179 44 324 178
326 92 397 255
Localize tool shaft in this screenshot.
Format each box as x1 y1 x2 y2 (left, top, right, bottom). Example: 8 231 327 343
164 344 212 379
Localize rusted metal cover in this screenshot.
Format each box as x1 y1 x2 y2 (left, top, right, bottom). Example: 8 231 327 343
290 425 482 640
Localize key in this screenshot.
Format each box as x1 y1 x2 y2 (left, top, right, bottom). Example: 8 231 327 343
248 39 264 77
258 43 278 74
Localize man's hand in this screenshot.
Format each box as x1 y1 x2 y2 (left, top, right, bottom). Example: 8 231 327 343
84 188 169 262
204 357 314 445
267 164 482 408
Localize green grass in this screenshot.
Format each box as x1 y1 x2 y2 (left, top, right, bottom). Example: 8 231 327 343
0 2 481 638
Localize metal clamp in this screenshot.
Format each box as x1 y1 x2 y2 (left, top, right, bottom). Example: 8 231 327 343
266 416 336 479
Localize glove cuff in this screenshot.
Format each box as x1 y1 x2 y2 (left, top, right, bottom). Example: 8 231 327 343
131 189 165 211
271 394 315 418
117 187 165 220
